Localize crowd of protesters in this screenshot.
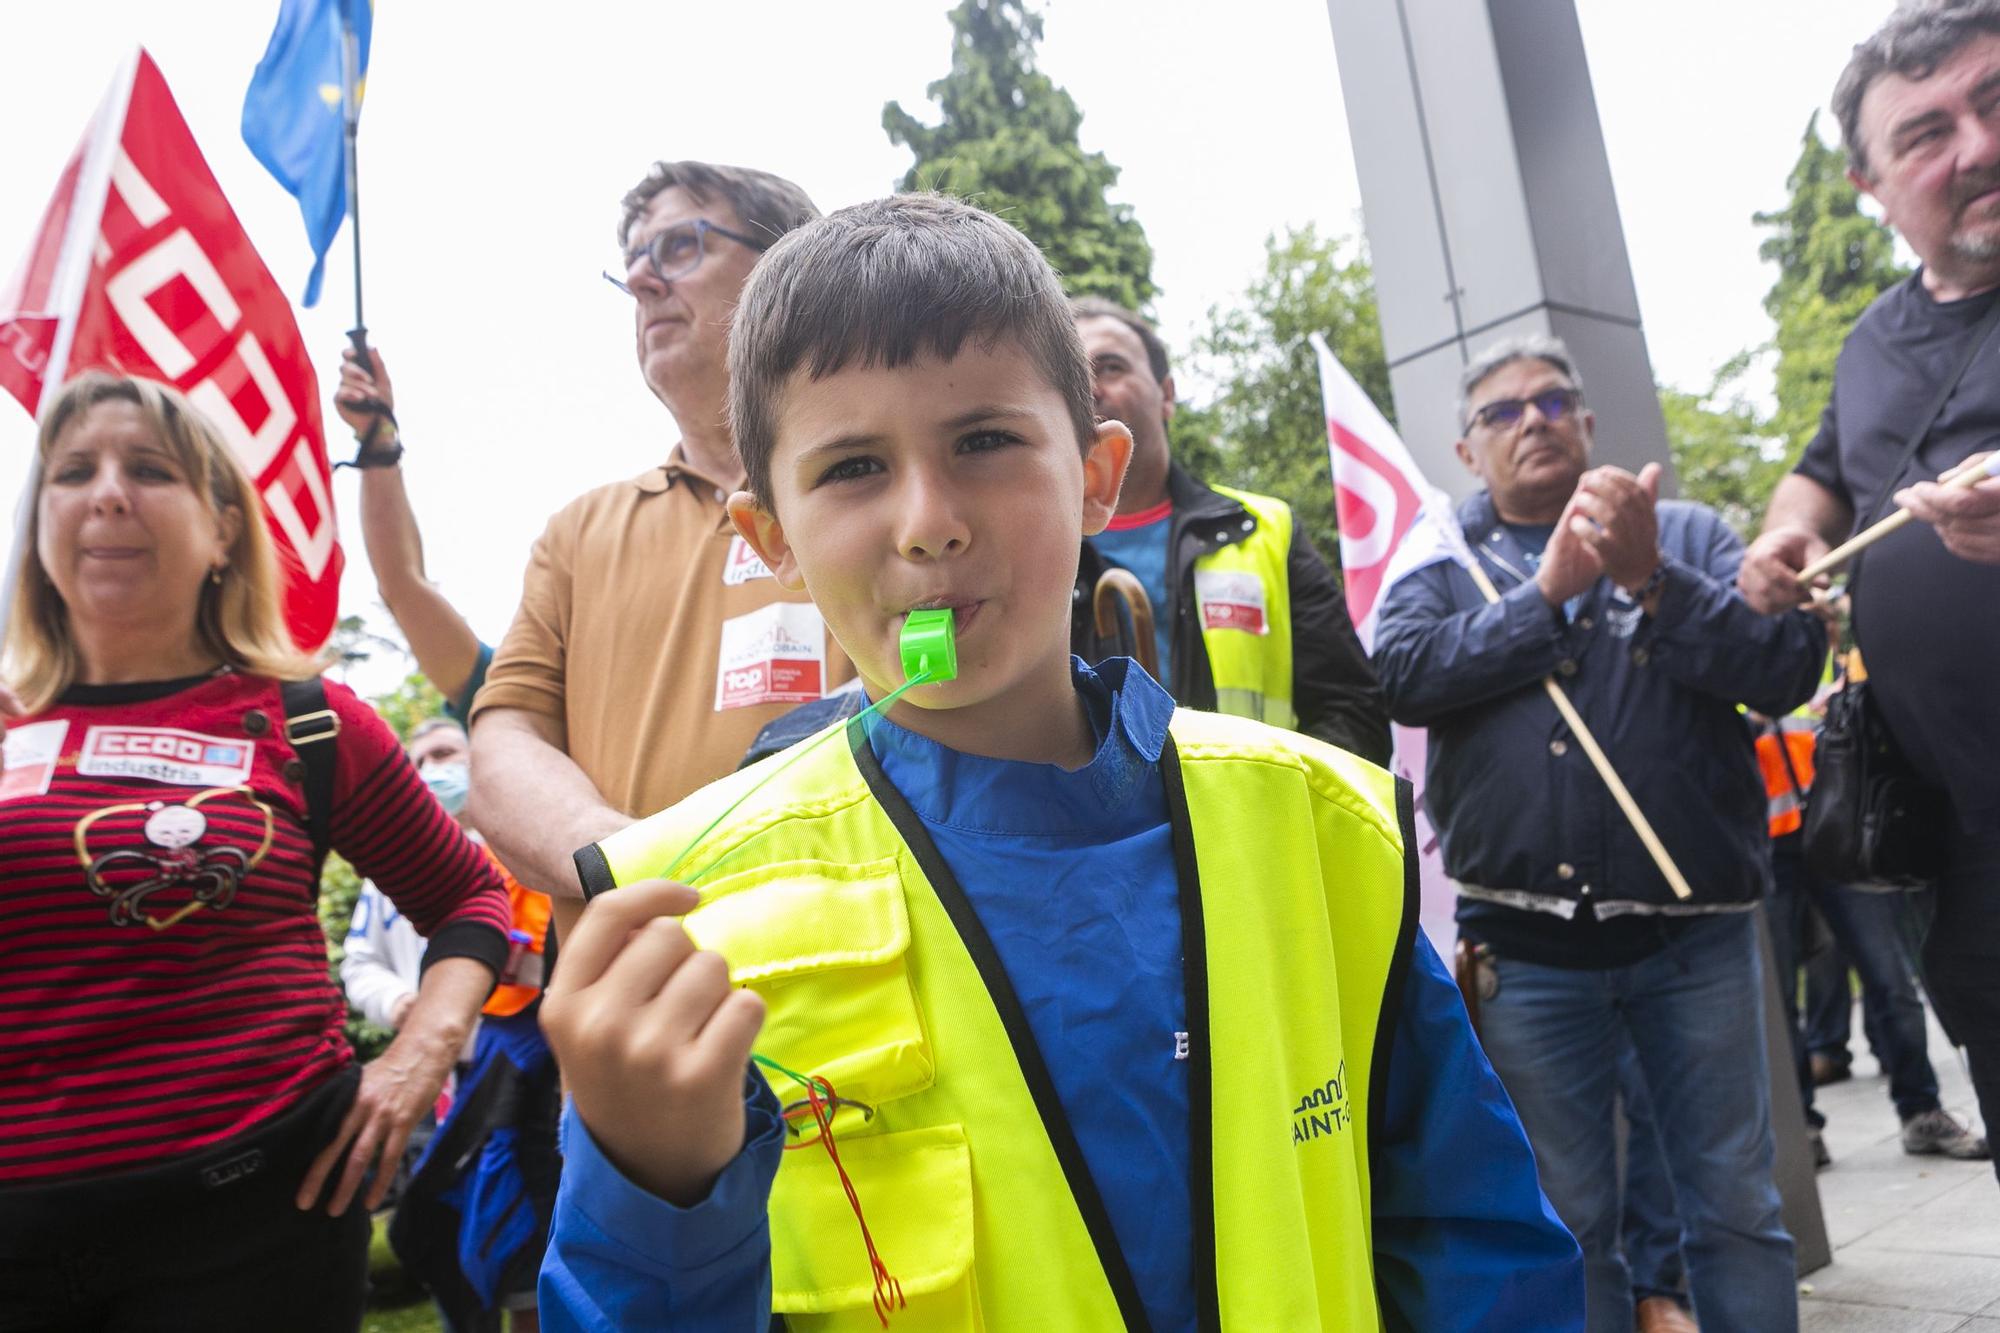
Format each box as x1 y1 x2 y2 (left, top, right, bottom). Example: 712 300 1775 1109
4 3 2000 1331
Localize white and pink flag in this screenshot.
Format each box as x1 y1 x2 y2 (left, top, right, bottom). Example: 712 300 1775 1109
1312 332 1466 952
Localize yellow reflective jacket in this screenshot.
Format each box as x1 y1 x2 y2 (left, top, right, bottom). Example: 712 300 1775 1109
1193 485 1296 729
586 708 1416 1329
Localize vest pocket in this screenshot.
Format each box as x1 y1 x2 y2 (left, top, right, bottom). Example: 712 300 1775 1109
685 857 934 1109
770 1124 982 1331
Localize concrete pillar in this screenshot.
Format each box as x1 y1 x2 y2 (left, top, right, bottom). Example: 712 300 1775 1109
1325 0 1832 1276
1324 0 1672 498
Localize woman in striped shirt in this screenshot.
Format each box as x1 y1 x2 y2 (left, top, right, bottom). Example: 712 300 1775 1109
0 374 511 1332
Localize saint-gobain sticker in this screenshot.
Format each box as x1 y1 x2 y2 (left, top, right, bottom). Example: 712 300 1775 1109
715 602 828 710
77 726 256 788
0 720 69 801
722 535 775 586
1195 569 1269 634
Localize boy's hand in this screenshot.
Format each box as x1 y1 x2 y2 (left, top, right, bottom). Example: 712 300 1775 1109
540 879 765 1206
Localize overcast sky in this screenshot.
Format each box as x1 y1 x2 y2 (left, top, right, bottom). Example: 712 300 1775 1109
0 0 1895 688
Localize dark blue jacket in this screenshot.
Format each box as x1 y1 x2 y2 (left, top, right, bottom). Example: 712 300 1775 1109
1373 491 1823 944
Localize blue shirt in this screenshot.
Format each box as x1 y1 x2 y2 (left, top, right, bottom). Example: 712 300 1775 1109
541 660 1583 1331
1088 513 1175 681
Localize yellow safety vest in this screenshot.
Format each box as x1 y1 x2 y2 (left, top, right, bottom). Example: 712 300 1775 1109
592 709 1415 1329
1193 485 1297 730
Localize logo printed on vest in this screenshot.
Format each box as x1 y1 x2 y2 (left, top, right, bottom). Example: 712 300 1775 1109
1291 1062 1350 1144
1195 569 1268 634
77 726 255 787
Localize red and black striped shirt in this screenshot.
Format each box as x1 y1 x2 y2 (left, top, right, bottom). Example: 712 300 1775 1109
0 671 510 1187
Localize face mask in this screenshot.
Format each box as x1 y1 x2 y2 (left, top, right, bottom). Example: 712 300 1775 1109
421 762 471 816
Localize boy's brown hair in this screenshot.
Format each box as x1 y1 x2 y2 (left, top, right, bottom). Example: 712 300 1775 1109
727 193 1097 506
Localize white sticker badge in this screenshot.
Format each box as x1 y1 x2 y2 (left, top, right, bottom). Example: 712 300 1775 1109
1195 570 1269 635
0 720 69 801
77 726 256 788
722 535 774 586
714 602 828 711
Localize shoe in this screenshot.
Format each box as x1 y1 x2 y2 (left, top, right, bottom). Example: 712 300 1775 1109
1635 1295 1699 1332
1810 1053 1852 1086
1901 1108 1992 1160
1809 1127 1832 1170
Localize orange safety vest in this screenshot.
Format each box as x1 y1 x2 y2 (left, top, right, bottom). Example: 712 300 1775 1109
482 846 551 1018
1754 719 1817 839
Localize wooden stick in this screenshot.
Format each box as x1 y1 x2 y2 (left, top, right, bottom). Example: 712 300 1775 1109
1461 559 1695 901
1796 453 2000 584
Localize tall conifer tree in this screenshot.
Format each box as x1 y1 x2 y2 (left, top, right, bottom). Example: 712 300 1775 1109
884 0 1157 308
1753 113 1909 460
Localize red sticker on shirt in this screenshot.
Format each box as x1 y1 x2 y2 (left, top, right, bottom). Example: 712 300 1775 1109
715 603 828 710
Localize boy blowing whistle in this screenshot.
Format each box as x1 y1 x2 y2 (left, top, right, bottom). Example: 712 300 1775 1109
536 194 1584 1331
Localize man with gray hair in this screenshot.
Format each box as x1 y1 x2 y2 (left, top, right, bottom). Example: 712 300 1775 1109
1373 335 1824 1332
1740 2 2000 1186
469 162 854 949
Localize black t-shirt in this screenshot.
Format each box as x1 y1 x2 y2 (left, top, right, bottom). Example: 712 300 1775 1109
1795 273 2000 829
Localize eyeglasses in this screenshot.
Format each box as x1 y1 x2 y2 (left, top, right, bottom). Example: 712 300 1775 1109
1469 387 1583 432
602 219 770 295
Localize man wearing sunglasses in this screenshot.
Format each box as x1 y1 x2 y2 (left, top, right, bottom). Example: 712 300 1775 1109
1371 336 1825 1333
468 162 854 947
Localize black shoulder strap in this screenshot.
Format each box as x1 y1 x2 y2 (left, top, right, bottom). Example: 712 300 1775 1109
280 677 341 879
1859 292 2000 531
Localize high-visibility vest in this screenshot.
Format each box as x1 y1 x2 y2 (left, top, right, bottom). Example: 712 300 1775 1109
589 709 1414 1329
1194 485 1297 729
1755 716 1818 839
481 848 550 1019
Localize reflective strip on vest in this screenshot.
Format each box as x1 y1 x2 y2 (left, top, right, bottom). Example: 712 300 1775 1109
590 709 1411 1328
1196 485 1297 730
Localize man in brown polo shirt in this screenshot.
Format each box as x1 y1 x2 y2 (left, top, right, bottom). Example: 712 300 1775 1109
468 161 852 940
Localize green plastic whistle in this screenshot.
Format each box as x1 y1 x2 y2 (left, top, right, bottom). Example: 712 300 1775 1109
900 608 958 684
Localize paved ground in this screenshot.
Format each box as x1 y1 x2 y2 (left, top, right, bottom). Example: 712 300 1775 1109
1800 1011 1999 1331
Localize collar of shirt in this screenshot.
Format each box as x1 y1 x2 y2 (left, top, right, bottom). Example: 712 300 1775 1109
864 656 1173 835
634 444 741 501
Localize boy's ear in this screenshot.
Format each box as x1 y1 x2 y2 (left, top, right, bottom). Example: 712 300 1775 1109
725 491 807 592
1080 420 1134 538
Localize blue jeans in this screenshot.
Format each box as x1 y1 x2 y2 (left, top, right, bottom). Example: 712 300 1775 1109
1769 838 1940 1120
1619 1042 1686 1302
1479 912 1796 1333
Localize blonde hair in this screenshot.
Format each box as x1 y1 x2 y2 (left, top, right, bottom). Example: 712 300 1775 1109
6 373 322 711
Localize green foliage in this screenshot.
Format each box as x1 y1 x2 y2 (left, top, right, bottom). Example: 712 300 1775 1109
1661 353 1789 538
1753 114 1908 460
373 671 448 744
1186 224 1392 561
884 0 1157 308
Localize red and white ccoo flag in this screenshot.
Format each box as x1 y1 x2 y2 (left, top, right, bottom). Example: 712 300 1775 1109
1312 332 1468 951
1 49 341 651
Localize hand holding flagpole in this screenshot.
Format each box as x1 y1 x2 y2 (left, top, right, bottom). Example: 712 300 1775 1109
1795 451 2000 584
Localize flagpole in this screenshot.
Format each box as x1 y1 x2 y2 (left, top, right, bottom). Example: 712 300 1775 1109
338 1 369 370
1460 558 1695 901
0 48 141 639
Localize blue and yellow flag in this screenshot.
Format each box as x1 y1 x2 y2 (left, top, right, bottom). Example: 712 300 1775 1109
242 0 372 307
